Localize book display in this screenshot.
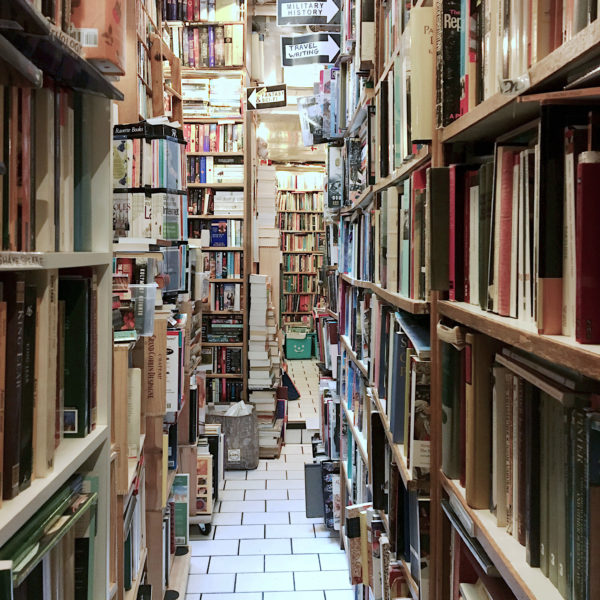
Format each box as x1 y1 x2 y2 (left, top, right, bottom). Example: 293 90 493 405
316 1 600 600
0 2 123 596
277 169 326 332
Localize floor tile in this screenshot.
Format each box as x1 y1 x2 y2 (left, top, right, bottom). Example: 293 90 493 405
185 595 200 600
211 512 242 526
325 591 355 600
225 480 265 490
246 469 287 480
292 538 344 554
288 489 306 500
213 524 265 539
314 524 337 538
239 538 292 555
186 573 235 594
189 556 209 574
190 539 239 556
219 489 245 501
266 524 315 539
201 595 262 600
224 470 247 480
267 479 304 490
319 554 348 570
286 470 305 480
208 554 264 573
236 572 294 592
220 500 265 513
267 499 306 512
242 512 290 525
245 488 288 500
294 570 352 591
289 512 323 524
285 455 313 464
264 554 320 572
267 461 304 471
264 592 325 600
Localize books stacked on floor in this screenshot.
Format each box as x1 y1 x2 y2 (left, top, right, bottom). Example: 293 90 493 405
248 274 281 390
255 163 279 247
249 390 277 419
184 122 244 153
163 23 244 68
182 77 242 118
163 0 243 21
258 417 285 453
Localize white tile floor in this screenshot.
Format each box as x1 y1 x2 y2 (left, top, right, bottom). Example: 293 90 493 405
186 360 354 600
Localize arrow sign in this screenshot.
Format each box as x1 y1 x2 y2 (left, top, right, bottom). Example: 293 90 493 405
281 33 341 67
246 84 287 111
277 0 340 26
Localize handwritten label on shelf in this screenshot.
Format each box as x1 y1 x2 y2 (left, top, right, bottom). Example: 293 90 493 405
0 253 44 269
277 0 341 26
499 73 531 95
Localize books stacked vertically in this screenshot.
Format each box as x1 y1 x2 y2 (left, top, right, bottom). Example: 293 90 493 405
163 0 244 21
435 0 598 128
255 164 279 247
213 191 244 216
112 121 188 242
440 337 600 600
164 24 244 68
184 122 244 153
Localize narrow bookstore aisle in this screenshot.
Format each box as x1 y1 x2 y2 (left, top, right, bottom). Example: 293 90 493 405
185 444 352 599
286 360 321 428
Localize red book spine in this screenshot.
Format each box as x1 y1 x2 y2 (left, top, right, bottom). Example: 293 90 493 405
194 28 200 67
188 0 194 20
497 150 516 316
194 0 200 21
575 158 600 343
183 124 191 153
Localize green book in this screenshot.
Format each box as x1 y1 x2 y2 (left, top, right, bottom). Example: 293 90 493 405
441 342 461 480
74 476 98 600
172 474 190 547
59 276 91 438
0 561 12 599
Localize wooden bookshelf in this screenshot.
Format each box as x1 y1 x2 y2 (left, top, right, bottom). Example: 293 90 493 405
188 182 244 189
340 403 369 465
187 152 245 156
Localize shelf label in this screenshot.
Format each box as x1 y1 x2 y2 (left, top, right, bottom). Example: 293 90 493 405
246 84 287 110
281 33 341 67
277 0 341 26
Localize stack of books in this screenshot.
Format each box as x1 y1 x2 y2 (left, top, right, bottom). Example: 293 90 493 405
213 191 244 216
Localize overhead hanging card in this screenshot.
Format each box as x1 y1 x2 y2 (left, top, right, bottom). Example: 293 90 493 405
281 33 341 67
277 0 341 26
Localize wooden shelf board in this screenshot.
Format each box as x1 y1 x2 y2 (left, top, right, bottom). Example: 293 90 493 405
202 342 244 347
441 19 600 143
440 474 563 600
282 311 313 314
280 230 325 233
205 373 243 378
167 547 191 595
278 210 323 213
340 402 369 465
0 251 112 271
187 183 244 189
373 146 431 193
437 300 600 380
187 215 244 220
339 274 429 314
400 558 420 600
339 186 374 215
200 246 244 251
208 278 243 282
126 434 146 494
340 335 369 379
343 88 374 137
283 251 324 254
187 151 244 157
0 426 108 547
123 546 148 600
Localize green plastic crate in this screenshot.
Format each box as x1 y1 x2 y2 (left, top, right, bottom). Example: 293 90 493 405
285 333 315 359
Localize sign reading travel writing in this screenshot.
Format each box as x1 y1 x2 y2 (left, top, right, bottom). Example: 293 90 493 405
246 84 287 110
281 33 341 67
277 0 340 26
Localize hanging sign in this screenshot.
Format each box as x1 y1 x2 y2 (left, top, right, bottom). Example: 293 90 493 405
246 84 287 110
281 33 341 67
277 0 341 26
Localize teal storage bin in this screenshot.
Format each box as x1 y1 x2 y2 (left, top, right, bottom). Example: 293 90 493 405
285 333 314 359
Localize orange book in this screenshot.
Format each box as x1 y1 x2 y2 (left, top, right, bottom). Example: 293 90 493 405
71 0 126 75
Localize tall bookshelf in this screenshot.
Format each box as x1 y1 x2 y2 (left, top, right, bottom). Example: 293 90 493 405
276 168 326 333
321 2 600 600
0 2 122 597
171 0 253 401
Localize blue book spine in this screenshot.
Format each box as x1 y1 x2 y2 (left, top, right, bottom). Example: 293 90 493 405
203 125 210 152
200 157 206 183
208 27 215 67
